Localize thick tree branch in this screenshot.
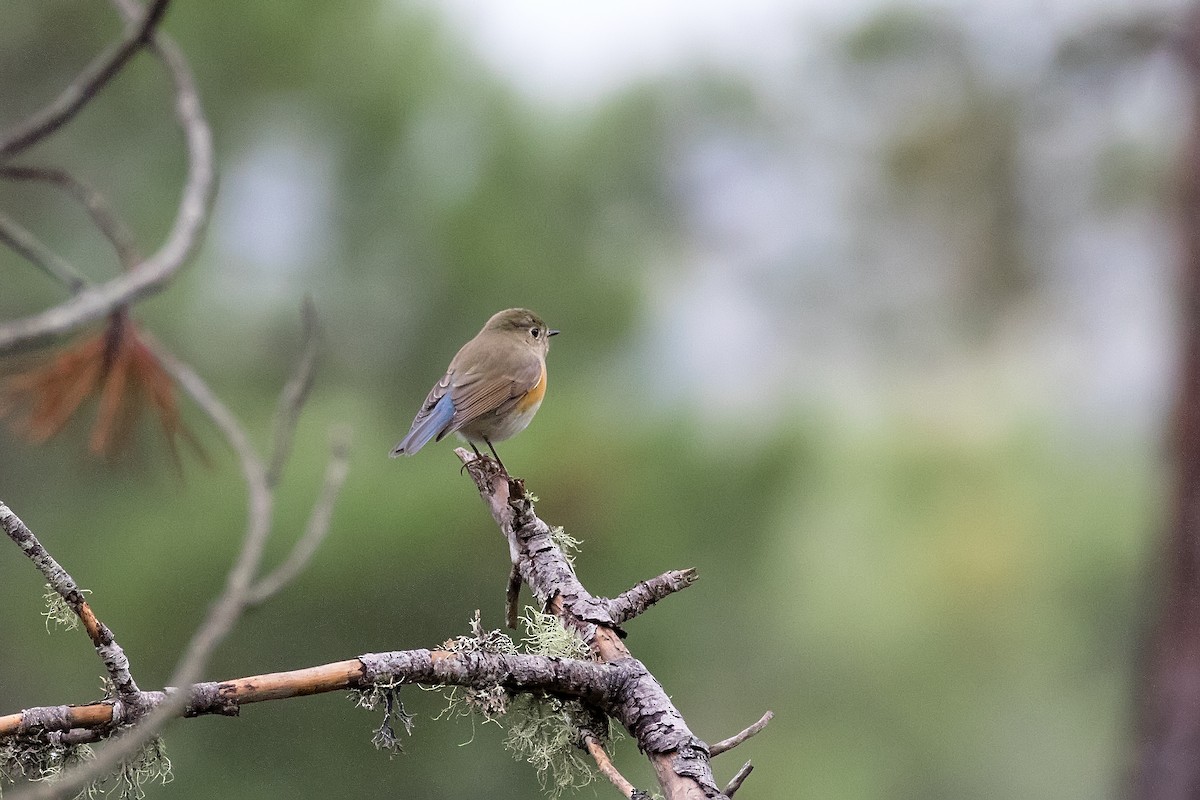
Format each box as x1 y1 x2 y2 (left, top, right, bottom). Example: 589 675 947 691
455 449 732 800
0 0 171 158
0 0 214 354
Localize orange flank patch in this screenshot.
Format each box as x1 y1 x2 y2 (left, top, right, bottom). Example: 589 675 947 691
515 361 547 413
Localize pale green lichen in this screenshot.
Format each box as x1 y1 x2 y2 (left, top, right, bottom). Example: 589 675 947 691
41 584 84 633
503 696 596 798
519 606 589 661
547 526 581 567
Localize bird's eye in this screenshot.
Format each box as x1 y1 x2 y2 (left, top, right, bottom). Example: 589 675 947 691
530 327 540 338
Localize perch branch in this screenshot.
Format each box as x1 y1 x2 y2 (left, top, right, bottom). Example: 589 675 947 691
607 568 699 625
0 0 171 158
455 448 733 800
709 710 774 757
0 0 214 354
0 211 88 292
0 503 141 703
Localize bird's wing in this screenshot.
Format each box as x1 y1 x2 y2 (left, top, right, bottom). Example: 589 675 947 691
442 348 543 438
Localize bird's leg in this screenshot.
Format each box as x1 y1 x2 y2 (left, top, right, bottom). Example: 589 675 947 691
483 437 507 474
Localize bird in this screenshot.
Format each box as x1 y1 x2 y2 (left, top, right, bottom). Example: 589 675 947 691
390 308 559 471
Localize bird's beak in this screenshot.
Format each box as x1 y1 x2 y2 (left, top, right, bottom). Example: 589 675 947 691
548 329 561 337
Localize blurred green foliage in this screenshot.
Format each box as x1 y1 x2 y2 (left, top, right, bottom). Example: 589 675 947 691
0 2 1163 799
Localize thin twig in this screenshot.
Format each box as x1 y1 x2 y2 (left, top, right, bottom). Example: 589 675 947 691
0 211 88 292
723 761 753 797
247 424 351 607
582 733 639 798
265 298 320 488
607 568 699 625
709 710 774 757
0 502 141 702
0 0 214 354
0 0 172 158
0 165 142 269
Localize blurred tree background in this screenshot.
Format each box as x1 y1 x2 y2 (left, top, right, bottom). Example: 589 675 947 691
0 0 1185 797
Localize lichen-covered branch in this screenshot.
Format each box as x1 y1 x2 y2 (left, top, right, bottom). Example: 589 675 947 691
0 651 621 741
0 503 141 703
454 449 732 800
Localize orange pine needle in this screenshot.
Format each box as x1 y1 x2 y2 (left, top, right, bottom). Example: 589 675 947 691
1 311 202 465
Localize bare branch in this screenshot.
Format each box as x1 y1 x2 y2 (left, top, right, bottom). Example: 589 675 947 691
0 165 142 269
723 761 754 798
607 568 699 625
0 0 214 354
265 298 320 488
246 424 351 607
0 0 172 158
582 733 640 799
709 710 774 757
0 211 88 292
0 502 141 702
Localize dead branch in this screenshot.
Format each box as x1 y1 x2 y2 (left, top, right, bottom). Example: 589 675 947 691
607 568 699 625
582 733 642 798
0 651 619 740
0 503 141 703
723 761 754 797
454 449 732 800
710 711 774 757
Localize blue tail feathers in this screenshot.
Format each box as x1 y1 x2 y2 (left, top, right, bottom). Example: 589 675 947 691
390 393 455 457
